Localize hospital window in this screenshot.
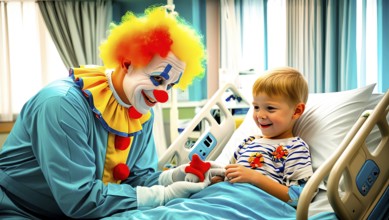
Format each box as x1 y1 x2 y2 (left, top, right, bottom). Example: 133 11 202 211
0 1 67 122
225 0 379 93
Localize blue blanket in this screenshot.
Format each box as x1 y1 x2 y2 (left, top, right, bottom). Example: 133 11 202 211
105 182 337 219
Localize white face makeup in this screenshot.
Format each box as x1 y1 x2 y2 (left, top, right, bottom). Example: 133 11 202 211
122 52 186 114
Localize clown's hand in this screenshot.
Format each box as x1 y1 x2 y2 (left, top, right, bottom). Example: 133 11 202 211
159 164 189 186
164 181 207 203
159 161 226 184
205 161 226 183
186 161 226 183
137 181 207 209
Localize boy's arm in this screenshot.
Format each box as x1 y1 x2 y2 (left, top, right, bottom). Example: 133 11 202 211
225 164 290 202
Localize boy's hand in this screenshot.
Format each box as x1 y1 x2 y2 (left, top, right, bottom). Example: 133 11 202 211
202 161 226 184
225 164 257 184
210 175 225 185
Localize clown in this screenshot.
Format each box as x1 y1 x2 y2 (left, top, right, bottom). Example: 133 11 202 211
0 6 221 219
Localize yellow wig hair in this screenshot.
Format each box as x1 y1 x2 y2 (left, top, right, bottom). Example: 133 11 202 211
99 6 206 90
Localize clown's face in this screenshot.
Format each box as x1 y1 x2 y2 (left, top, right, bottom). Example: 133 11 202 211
122 52 185 114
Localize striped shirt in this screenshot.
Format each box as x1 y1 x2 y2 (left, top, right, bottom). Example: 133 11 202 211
233 136 313 186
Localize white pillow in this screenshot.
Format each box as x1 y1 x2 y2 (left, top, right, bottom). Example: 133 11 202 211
293 84 375 171
216 84 376 172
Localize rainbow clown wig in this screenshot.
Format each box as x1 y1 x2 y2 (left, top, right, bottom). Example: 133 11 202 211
99 6 206 90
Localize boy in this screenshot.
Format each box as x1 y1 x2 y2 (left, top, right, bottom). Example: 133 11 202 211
213 67 313 207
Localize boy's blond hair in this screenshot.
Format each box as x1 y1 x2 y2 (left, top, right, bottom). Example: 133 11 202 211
252 67 308 105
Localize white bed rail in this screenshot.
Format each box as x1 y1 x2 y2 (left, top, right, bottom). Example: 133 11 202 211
296 111 369 219
326 90 389 219
158 83 249 170
297 90 389 220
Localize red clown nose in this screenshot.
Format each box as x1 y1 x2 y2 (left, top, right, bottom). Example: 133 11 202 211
153 90 169 103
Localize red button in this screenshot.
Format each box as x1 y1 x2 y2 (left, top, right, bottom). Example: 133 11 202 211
115 135 130 150
113 163 130 181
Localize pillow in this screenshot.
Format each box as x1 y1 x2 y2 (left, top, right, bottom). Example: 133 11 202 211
216 84 376 173
293 84 375 172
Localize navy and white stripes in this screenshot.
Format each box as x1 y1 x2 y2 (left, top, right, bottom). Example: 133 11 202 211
233 136 313 186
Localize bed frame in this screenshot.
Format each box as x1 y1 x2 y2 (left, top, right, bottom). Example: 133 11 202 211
297 89 389 220
158 83 249 170
158 83 389 219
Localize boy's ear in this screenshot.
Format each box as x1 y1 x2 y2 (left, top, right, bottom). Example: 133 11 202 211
293 103 305 119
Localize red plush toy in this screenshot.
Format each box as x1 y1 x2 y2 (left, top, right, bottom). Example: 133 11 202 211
185 154 211 182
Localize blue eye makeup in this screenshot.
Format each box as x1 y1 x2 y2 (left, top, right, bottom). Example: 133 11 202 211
167 72 182 90
149 64 172 86
149 63 183 90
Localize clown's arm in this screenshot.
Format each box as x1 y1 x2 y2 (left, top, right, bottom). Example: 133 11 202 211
29 85 204 218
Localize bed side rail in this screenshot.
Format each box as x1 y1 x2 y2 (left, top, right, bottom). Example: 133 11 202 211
296 107 369 219
326 90 389 219
157 83 249 170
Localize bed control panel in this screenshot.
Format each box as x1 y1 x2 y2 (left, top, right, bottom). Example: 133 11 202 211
189 132 217 160
356 160 380 196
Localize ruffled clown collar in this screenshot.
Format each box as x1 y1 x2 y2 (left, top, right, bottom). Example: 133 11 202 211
69 66 151 137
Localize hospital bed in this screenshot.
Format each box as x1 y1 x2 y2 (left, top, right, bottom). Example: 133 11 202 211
158 83 389 220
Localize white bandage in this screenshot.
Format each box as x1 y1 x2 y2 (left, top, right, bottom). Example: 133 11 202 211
158 169 175 186
136 185 165 209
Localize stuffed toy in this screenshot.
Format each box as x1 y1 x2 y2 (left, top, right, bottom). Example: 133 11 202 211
185 154 211 182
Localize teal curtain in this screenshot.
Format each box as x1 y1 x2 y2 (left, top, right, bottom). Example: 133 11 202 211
325 0 357 91
187 0 207 101
287 0 325 92
38 0 112 68
230 0 388 94
287 0 357 93
377 0 389 92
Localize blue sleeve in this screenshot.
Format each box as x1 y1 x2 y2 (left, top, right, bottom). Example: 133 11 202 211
29 89 142 218
287 180 312 207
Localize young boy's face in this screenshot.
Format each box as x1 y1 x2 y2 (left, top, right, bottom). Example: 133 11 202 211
252 93 300 139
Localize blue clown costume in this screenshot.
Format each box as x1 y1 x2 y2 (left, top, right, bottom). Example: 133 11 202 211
0 66 161 218
0 6 206 219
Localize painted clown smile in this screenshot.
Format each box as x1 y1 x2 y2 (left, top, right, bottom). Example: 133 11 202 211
141 90 156 107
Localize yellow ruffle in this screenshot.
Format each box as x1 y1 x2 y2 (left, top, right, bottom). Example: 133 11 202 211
70 66 151 137
70 66 152 184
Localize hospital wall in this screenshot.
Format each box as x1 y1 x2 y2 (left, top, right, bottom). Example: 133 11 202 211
0 122 12 148
0 134 7 148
